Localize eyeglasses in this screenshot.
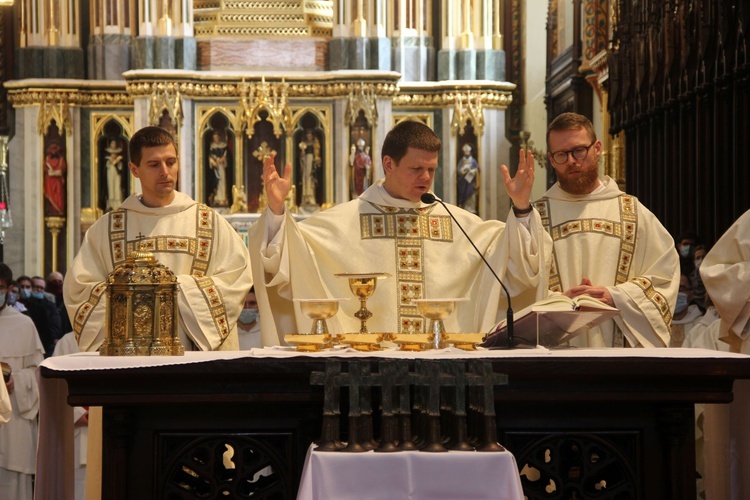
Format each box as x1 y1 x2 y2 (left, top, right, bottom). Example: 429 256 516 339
548 141 596 165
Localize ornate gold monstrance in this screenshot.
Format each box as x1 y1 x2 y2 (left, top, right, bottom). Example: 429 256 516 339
101 250 184 356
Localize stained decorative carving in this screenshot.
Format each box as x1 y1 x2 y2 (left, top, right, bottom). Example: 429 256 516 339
239 78 293 139
160 435 292 498
393 90 512 109
8 89 131 107
512 433 638 499
37 94 72 135
127 80 400 99
149 84 183 129
450 92 484 137
345 83 378 127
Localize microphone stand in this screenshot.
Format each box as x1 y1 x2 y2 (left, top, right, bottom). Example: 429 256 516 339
420 193 516 349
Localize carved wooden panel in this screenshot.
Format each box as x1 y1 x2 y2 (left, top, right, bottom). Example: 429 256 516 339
609 1 750 243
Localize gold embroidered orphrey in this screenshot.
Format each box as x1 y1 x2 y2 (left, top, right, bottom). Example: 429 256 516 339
534 194 672 336
72 204 231 345
360 202 453 334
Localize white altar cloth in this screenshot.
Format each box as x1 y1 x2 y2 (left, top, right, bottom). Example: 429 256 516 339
297 444 524 500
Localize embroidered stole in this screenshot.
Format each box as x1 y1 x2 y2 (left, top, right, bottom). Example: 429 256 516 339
360 202 453 333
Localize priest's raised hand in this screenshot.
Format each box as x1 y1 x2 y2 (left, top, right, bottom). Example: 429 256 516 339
500 148 535 213
263 152 293 215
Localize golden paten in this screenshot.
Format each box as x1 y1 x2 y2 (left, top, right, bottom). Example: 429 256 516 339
102 250 184 356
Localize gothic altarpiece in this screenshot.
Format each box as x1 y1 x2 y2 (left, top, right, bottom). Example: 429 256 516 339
3 0 516 278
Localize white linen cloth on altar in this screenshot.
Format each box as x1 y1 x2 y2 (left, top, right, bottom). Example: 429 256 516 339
296 444 524 500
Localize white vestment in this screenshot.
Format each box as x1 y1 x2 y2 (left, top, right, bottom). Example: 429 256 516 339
0 307 44 500
699 209 750 353
0 368 9 426
669 304 704 347
238 321 262 350
532 176 679 348
691 209 750 500
52 332 87 500
64 191 253 352
249 179 547 346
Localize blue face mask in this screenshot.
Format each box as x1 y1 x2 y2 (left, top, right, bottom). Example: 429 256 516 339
239 309 259 324
7 291 17 305
675 292 689 314
679 246 692 258
0 292 5 306
20 289 31 299
31 291 46 300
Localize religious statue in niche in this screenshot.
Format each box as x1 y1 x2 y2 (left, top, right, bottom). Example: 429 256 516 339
105 140 125 211
297 128 322 213
350 138 372 198
43 139 67 216
206 130 232 207
457 143 480 215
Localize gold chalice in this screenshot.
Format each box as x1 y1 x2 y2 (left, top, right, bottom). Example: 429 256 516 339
284 298 348 351
335 273 391 334
413 298 468 349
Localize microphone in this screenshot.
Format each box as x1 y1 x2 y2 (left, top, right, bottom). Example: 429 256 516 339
420 192 516 349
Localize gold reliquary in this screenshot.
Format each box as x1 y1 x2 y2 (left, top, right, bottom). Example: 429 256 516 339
101 251 184 356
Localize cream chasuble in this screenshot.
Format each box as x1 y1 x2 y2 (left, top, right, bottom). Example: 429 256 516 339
699 209 750 354
534 176 679 348
689 210 750 500
249 179 547 346
64 191 253 352
0 307 44 477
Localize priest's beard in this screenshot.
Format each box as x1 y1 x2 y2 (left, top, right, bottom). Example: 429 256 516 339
557 163 599 195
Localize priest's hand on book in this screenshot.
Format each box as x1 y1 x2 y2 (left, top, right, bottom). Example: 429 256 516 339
563 278 614 307
263 152 293 215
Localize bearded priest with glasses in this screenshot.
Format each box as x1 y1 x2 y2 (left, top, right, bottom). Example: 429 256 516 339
529 112 680 349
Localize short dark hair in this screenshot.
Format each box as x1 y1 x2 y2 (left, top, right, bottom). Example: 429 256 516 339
0 263 12 287
547 112 597 149
17 275 31 285
381 120 441 164
129 126 177 166
677 230 701 246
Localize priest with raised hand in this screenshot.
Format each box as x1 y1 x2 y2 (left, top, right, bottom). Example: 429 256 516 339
248 120 549 346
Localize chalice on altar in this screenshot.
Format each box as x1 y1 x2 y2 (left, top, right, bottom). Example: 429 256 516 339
413 298 468 349
284 298 347 351
335 273 391 334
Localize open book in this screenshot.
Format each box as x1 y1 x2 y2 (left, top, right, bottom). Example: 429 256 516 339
483 294 620 348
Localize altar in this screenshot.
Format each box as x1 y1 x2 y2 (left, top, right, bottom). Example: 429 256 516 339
36 347 750 500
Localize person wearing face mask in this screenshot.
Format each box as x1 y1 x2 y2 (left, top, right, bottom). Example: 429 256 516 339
16 275 61 357
676 230 702 260
6 282 26 313
670 272 703 347
0 263 46 499
237 287 261 350
45 271 72 334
